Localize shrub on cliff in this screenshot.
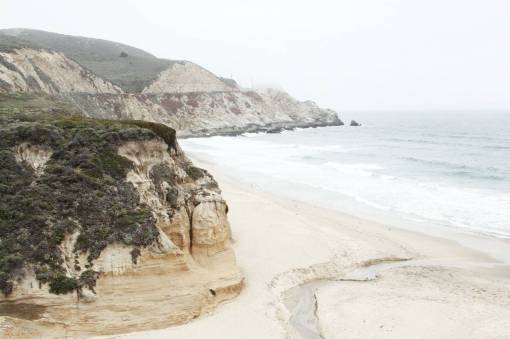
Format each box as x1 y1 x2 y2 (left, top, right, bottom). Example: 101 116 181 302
0 100 179 296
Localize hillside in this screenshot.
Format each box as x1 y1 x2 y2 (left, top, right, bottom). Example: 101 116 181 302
0 28 342 136
0 92 243 336
1 28 174 92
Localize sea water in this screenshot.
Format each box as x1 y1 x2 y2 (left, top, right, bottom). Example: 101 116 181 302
180 111 510 238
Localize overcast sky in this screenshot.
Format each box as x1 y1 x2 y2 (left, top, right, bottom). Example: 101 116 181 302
1 0 509 111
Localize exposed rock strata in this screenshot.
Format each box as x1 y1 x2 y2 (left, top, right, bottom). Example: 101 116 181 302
0 113 243 337
0 42 342 136
0 48 122 94
65 89 343 137
13 143 53 176
142 61 237 94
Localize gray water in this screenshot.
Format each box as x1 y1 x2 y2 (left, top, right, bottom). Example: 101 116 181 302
181 111 510 238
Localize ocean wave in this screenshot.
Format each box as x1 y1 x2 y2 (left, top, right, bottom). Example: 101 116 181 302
449 134 510 142
402 156 507 182
242 132 265 137
448 170 506 182
386 137 437 144
483 145 510 150
282 143 359 154
386 137 481 149
401 156 468 169
181 121 510 239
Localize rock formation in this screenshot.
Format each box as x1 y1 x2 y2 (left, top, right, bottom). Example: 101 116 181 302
64 88 342 137
0 29 343 136
0 48 122 94
142 61 237 94
0 97 243 336
350 120 361 126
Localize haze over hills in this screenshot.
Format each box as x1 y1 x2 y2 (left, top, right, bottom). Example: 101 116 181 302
0 28 342 136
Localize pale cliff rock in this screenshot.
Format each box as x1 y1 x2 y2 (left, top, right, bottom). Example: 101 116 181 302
0 117 243 337
13 142 53 176
0 41 342 136
66 89 342 137
143 61 237 94
0 48 122 94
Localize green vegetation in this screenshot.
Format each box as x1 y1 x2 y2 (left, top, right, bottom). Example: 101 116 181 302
119 120 177 150
0 93 180 296
149 164 179 209
0 92 78 116
77 57 175 93
0 32 41 52
48 275 79 295
185 166 206 180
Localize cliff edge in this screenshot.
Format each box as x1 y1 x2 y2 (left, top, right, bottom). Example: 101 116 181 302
0 93 243 337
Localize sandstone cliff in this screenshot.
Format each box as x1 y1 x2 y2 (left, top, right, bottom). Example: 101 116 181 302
0 48 122 94
65 88 341 137
0 29 343 136
0 95 243 337
142 61 237 94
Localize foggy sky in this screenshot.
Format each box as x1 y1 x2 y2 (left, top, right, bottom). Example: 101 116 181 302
2 0 509 111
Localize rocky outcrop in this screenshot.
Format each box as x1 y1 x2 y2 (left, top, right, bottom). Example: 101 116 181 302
13 143 53 176
0 110 243 337
142 61 237 94
350 120 361 126
64 88 342 137
0 48 122 94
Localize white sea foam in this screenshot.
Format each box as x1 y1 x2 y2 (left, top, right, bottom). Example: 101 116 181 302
181 112 510 238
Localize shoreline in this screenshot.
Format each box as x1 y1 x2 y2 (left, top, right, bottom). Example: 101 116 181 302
177 120 344 139
112 158 510 339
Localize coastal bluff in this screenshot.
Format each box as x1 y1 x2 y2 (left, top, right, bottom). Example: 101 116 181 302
0 28 342 137
0 98 243 337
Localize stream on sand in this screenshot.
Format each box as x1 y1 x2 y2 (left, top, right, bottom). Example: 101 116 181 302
282 259 494 339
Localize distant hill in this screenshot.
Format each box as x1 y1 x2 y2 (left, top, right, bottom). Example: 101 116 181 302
0 28 174 92
0 28 342 136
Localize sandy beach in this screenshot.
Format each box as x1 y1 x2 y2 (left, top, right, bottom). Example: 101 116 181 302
109 159 510 339
2 6 510 339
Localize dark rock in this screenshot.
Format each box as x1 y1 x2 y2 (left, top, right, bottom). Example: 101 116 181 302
266 127 284 134
350 120 361 126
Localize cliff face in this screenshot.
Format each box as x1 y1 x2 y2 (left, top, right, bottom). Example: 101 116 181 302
0 99 243 336
66 89 341 137
0 48 122 94
0 29 342 136
142 61 237 94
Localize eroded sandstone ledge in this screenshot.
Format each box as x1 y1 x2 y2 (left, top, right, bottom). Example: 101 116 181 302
0 112 243 337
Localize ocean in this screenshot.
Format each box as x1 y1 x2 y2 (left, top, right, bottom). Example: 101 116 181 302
180 111 510 238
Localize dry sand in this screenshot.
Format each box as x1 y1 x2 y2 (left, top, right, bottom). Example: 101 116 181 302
108 162 510 339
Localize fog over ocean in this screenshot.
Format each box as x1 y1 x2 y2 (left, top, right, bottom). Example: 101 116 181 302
181 111 510 238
